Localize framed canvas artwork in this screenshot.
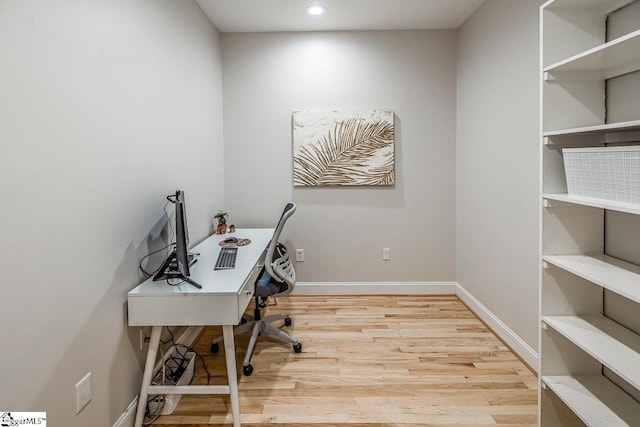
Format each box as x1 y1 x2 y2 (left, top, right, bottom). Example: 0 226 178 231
292 110 395 186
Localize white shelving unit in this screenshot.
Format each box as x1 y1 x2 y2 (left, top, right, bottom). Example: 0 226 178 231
542 375 640 426
540 0 640 425
542 254 640 303
544 119 640 138
543 194 640 215
544 29 640 81
543 315 640 388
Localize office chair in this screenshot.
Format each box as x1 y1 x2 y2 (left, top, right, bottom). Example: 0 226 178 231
210 202 302 376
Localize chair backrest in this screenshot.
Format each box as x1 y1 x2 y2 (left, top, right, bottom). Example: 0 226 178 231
264 203 296 289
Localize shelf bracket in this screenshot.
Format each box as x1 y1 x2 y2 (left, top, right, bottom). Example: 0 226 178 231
544 70 604 82
544 134 605 147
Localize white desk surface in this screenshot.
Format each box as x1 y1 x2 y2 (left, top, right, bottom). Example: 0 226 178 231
127 228 274 326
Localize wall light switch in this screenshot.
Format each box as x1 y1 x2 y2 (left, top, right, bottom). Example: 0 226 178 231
295 249 304 262
383 248 390 261
75 372 92 414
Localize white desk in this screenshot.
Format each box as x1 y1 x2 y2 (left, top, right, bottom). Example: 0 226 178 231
128 228 274 427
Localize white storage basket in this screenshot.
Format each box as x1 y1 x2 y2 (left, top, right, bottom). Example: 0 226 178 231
563 146 640 205
147 348 196 415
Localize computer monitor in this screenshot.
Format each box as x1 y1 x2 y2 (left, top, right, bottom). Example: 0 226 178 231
174 190 191 276
153 190 201 289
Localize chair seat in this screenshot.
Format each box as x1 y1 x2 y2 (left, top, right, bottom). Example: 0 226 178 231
256 269 288 298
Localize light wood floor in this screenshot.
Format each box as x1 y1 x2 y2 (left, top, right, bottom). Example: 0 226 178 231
149 295 538 426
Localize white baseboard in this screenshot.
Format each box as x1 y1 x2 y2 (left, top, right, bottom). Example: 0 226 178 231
112 398 136 427
293 282 457 295
113 325 203 427
456 283 539 372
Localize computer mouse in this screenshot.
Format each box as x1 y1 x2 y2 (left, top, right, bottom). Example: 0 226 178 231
224 237 238 244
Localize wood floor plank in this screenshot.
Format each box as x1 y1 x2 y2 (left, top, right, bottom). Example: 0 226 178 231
146 295 538 426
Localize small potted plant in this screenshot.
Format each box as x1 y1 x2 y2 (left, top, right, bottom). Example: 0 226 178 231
214 210 228 234
229 224 236 233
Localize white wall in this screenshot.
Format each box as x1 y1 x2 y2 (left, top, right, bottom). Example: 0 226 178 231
0 1 223 425
456 0 542 354
221 30 457 283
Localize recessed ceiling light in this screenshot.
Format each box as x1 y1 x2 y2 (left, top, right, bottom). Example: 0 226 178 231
305 5 326 16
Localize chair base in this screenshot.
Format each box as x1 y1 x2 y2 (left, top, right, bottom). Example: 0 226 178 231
211 313 301 375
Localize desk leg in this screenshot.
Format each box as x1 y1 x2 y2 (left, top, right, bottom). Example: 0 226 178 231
134 325 162 427
223 325 241 427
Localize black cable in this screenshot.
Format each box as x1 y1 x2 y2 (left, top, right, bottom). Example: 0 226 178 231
165 277 187 287
164 327 212 385
138 243 175 278
138 199 176 279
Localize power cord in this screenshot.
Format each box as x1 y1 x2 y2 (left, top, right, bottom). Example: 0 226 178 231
138 199 176 280
162 327 212 385
138 243 175 278
144 327 212 424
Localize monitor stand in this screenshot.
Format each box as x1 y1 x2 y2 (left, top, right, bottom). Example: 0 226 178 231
153 251 202 289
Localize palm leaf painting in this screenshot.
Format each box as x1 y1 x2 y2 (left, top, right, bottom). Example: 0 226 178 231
292 110 395 186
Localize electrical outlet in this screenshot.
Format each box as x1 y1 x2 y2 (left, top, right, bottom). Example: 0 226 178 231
75 372 92 414
139 326 151 350
382 248 390 261
295 249 304 262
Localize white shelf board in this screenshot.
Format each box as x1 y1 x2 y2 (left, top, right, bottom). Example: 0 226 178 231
544 29 640 80
543 120 640 137
542 254 640 304
543 315 640 390
543 193 640 215
543 375 640 427
544 0 635 16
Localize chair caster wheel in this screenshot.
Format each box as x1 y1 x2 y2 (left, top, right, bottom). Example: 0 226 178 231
293 343 302 353
243 364 254 376
211 342 220 353
284 317 292 327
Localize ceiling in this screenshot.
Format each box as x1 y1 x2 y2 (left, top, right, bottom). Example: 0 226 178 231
195 0 486 33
